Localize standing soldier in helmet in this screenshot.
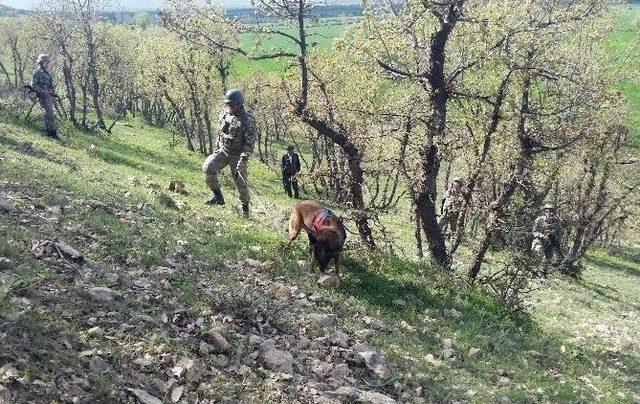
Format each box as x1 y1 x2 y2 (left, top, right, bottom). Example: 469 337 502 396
202 89 257 217
532 204 564 276
438 177 465 236
31 54 58 138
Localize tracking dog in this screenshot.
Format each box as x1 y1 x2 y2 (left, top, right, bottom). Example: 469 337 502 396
285 200 346 275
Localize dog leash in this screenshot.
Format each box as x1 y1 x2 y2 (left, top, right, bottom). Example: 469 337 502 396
235 169 288 236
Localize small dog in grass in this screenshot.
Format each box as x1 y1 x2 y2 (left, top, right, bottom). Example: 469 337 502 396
285 200 346 275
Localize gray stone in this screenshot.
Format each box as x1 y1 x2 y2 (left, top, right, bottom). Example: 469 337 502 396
245 258 262 268
87 287 120 303
309 313 337 327
86 326 104 338
353 343 389 379
0 257 12 271
127 388 163 404
0 197 16 214
89 357 109 374
53 241 83 263
328 331 350 348
392 299 406 307
317 274 340 287
334 386 360 398
357 390 397 404
259 340 293 374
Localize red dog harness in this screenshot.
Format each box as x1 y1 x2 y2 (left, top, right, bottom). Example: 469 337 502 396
311 209 332 234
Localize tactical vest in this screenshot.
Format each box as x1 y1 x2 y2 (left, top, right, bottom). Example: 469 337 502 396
219 110 251 154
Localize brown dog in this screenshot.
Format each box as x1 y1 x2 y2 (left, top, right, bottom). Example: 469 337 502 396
286 200 346 275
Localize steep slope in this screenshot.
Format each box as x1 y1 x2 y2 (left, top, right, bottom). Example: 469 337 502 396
1 118 639 403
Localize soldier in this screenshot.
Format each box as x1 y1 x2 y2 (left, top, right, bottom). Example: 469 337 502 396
31 54 58 138
281 145 301 198
438 177 464 236
202 89 257 217
532 204 564 275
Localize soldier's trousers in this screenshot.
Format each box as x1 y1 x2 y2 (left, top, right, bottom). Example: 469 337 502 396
39 96 57 132
543 236 564 262
438 210 459 235
202 150 249 205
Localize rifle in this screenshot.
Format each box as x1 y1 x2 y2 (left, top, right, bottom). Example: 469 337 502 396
23 84 59 99
23 84 65 120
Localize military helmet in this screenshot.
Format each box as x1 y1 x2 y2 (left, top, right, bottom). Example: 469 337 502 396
452 177 463 184
37 54 51 64
224 88 244 105
287 145 295 151
543 204 556 211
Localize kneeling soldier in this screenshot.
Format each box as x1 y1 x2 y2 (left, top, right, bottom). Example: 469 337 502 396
202 89 257 217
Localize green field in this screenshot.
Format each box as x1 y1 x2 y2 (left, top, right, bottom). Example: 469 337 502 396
231 18 358 76
609 6 640 146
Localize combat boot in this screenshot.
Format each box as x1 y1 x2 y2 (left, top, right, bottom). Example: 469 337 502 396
242 203 249 218
205 189 225 206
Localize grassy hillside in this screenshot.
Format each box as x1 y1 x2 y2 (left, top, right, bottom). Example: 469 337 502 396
1 114 639 402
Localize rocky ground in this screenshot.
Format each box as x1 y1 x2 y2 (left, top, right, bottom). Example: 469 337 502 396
0 185 415 403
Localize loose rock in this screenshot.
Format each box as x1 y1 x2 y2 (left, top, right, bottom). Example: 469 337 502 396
392 299 406 307
260 260 278 272
87 287 120 303
0 197 16 214
127 388 163 404
89 357 109 374
353 343 389 379
86 326 104 338
317 274 340 287
245 258 262 268
171 386 185 402
0 257 12 271
357 390 397 404
203 330 230 352
309 313 337 327
259 340 294 374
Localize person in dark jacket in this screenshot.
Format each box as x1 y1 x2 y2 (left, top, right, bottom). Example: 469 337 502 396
281 145 301 198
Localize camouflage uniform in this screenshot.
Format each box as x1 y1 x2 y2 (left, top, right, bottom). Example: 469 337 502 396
438 185 464 235
202 105 257 206
532 210 564 265
31 64 58 134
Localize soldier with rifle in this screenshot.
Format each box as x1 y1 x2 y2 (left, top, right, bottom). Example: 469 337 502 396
29 54 59 138
532 204 565 276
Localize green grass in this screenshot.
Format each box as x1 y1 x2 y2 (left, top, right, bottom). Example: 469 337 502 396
1 111 639 402
608 6 640 146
